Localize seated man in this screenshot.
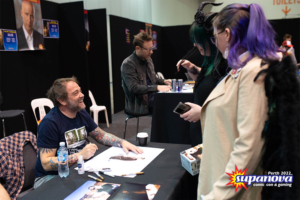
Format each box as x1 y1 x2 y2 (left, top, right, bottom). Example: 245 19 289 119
121 32 171 115
34 77 143 188
0 184 10 200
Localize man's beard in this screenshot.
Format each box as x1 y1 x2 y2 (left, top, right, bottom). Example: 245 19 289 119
67 99 85 112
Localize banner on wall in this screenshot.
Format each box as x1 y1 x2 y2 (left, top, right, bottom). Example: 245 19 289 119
145 23 152 35
13 0 45 51
0 29 18 51
152 31 157 50
84 10 90 51
125 28 130 44
43 19 59 38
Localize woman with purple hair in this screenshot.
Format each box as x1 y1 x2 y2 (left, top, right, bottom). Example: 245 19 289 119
198 3 300 200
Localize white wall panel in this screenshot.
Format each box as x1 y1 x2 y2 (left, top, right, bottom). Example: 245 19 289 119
120 0 130 19
208 0 300 20
151 0 201 26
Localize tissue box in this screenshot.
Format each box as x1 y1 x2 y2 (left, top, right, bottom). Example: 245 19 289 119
180 144 202 176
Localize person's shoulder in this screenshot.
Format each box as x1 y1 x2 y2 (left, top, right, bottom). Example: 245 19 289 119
122 54 135 64
243 53 282 74
242 56 264 75
121 54 136 70
41 107 59 123
38 108 60 134
241 53 283 82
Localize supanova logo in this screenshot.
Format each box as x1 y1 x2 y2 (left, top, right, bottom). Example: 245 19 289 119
226 166 293 193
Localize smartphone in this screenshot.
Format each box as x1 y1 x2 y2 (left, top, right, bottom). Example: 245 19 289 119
173 102 191 114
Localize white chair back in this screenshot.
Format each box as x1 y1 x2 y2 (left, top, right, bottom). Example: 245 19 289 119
88 90 109 127
31 98 54 125
89 90 97 106
156 72 165 79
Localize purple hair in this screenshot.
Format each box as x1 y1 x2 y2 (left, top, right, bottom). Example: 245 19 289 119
214 3 279 69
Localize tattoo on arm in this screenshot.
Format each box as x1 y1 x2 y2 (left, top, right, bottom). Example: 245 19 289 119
89 127 123 147
69 154 78 165
40 148 55 154
49 158 58 170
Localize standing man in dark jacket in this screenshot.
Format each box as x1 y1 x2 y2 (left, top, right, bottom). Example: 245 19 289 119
121 32 171 115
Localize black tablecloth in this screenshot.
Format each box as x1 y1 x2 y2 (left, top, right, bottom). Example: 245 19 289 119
19 141 198 200
151 92 194 144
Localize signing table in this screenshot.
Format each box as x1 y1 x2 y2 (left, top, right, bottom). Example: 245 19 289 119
18 141 198 200
151 91 194 144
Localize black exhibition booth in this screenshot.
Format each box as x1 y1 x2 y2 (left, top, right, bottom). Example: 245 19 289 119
0 0 111 137
0 0 299 138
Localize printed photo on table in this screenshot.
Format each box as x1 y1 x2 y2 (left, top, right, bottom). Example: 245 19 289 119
113 182 160 200
64 181 120 200
109 154 145 161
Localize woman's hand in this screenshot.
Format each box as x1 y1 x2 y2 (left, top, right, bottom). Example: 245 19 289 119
176 59 195 71
180 102 202 123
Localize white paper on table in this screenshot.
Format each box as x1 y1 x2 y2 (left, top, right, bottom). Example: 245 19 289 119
75 146 164 178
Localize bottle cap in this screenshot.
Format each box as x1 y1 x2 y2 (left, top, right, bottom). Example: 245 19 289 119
59 142 65 146
79 155 83 161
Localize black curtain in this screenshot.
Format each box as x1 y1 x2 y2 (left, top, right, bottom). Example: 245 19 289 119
58 1 90 110
161 25 204 81
270 18 300 62
88 9 112 123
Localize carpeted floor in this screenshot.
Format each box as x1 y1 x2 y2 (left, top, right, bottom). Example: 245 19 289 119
97 110 152 141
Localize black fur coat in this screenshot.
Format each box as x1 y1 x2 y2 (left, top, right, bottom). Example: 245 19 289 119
255 55 300 200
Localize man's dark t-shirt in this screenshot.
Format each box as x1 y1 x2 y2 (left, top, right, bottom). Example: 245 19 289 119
35 107 97 178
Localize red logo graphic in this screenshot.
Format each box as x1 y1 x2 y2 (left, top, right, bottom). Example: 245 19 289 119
226 165 248 193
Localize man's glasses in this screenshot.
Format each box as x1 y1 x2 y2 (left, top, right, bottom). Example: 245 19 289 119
210 30 225 45
140 46 155 52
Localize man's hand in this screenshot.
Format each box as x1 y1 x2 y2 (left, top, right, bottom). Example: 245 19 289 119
176 59 195 71
180 102 202 123
78 143 98 160
164 79 172 85
157 85 171 92
121 140 144 154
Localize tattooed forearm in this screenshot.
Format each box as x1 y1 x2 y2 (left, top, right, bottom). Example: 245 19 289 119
89 127 123 147
68 154 78 165
40 148 55 154
49 158 58 170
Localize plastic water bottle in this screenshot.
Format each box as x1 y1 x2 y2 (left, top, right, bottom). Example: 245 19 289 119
58 142 69 178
